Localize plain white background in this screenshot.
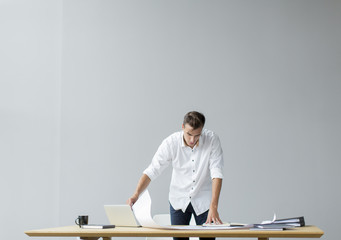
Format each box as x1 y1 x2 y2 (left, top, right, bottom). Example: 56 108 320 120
0 1 340 240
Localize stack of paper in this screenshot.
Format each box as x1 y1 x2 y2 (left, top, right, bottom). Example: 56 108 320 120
272 216 305 227
250 215 305 231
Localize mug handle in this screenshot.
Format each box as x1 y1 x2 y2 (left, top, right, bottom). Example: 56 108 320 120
75 217 80 226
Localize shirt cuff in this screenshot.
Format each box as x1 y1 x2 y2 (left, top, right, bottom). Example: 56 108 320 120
143 168 157 181
210 167 224 179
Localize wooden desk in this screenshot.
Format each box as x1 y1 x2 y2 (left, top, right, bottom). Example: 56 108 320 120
25 225 323 240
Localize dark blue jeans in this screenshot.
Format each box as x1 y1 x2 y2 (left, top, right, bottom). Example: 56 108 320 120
170 203 215 240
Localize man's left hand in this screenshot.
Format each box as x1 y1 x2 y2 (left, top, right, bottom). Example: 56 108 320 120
205 208 223 224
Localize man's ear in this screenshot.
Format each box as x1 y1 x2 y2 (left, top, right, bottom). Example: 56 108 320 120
182 124 184 130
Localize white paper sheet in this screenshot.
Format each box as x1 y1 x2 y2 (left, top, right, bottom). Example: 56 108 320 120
132 189 166 229
261 213 277 224
132 190 249 230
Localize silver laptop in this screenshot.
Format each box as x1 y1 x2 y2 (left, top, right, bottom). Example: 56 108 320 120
104 205 141 227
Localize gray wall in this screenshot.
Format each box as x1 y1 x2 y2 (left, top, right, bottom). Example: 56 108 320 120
1 1 340 240
0 0 62 240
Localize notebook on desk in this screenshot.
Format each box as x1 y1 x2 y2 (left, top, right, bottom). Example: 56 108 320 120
104 205 141 227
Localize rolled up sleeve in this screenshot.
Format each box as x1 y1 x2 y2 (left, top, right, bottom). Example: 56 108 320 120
209 134 224 179
143 139 172 181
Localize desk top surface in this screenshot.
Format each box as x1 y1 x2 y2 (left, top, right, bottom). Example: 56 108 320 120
25 225 324 238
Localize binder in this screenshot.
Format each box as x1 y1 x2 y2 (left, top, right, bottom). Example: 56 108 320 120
273 216 305 227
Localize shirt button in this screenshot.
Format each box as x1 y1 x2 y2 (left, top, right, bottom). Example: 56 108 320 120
193 180 195 182
192 159 194 162
193 170 195 172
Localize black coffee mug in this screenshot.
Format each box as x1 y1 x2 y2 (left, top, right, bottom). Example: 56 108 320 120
75 215 88 227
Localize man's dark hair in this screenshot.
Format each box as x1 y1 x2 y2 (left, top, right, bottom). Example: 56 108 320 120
183 111 206 129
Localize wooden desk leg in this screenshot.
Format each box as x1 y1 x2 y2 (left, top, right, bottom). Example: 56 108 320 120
102 238 111 240
258 238 269 240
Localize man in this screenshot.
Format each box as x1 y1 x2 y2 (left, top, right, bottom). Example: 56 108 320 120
127 111 224 240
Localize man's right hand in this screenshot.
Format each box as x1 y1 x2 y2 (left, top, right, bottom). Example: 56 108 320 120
127 195 138 207
127 174 151 207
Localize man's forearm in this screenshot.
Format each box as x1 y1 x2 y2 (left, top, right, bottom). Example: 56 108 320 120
210 178 222 209
127 174 151 206
205 178 223 224
133 174 151 198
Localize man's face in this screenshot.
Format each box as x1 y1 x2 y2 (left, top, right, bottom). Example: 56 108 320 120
182 124 203 148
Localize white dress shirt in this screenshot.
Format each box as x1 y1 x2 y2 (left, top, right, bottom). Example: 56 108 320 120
143 129 224 215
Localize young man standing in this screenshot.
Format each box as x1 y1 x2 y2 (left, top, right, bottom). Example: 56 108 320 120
127 111 224 240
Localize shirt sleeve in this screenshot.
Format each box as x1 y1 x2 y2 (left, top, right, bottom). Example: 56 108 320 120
143 138 172 181
209 134 224 179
